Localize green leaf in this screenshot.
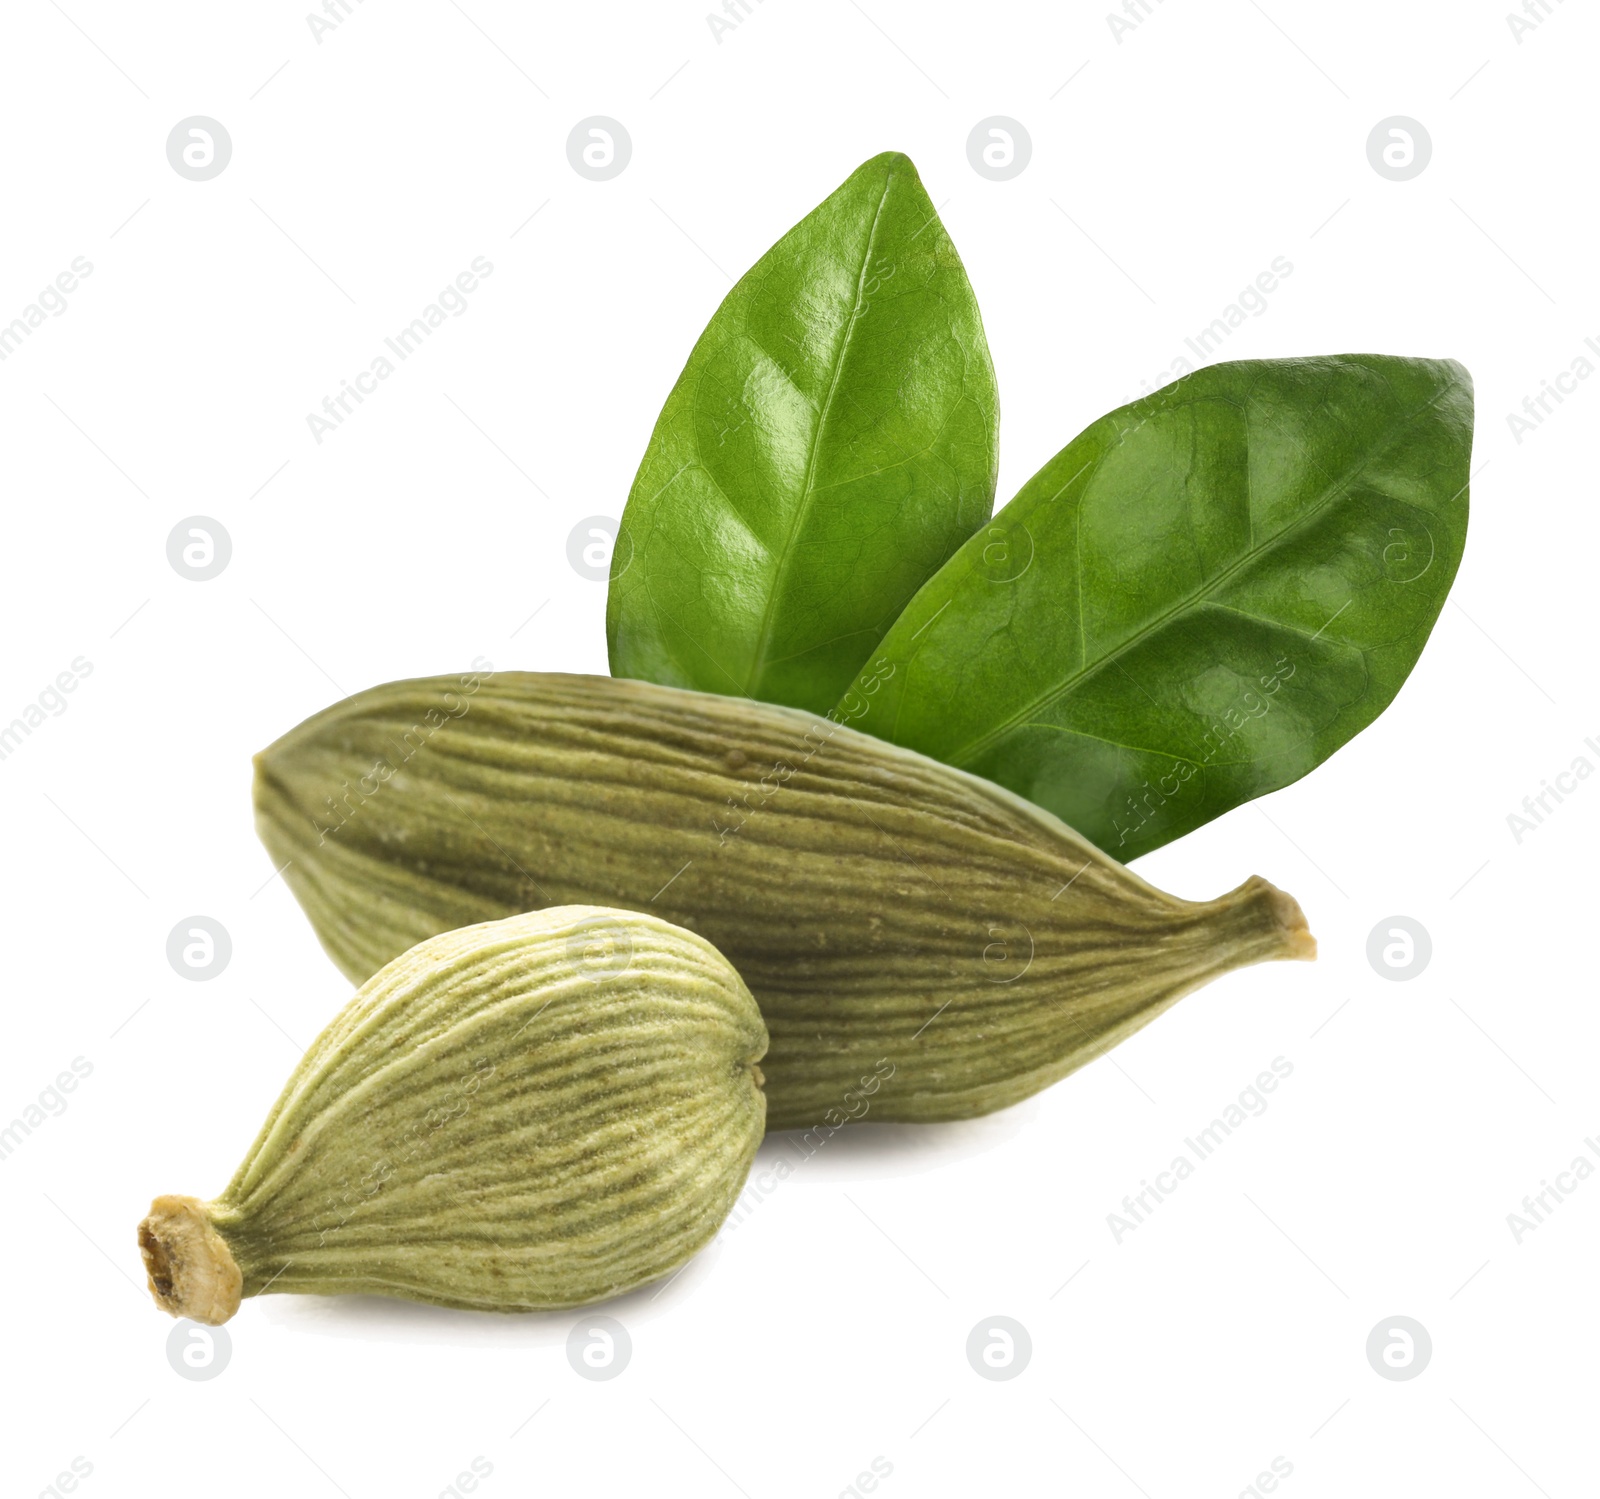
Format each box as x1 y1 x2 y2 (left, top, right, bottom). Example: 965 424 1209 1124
839 355 1473 860
607 151 999 716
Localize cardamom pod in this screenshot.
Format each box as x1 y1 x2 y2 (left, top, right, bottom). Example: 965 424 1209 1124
254 672 1314 1130
137 905 767 1324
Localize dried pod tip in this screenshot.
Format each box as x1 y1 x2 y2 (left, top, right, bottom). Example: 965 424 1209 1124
137 1195 242 1326
1244 875 1318 962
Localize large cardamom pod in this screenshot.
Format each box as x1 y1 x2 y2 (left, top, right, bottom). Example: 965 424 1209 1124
137 905 767 1324
255 672 1314 1130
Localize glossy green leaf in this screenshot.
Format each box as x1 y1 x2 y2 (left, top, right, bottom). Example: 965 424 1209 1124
608 151 998 716
840 355 1473 860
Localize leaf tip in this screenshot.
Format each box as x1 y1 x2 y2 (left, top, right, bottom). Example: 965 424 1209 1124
856 149 920 183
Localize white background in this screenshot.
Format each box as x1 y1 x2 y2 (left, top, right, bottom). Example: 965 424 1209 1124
2 1 1593 1495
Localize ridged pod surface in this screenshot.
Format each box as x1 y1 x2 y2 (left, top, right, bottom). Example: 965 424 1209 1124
255 672 1315 1130
137 906 767 1323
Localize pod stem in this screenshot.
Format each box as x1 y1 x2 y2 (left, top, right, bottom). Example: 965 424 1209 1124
1218 875 1318 963
1196 863 1318 972
137 1195 243 1326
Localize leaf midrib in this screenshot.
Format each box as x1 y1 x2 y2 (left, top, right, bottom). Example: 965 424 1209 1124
744 167 898 692
949 377 1463 767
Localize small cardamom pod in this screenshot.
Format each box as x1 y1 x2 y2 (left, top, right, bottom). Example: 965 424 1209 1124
137 905 767 1323
255 672 1314 1130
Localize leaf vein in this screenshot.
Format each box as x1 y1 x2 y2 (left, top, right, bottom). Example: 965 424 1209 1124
949 377 1465 766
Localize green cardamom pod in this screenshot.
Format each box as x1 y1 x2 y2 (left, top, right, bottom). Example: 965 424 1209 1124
255 672 1314 1130
137 905 767 1324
